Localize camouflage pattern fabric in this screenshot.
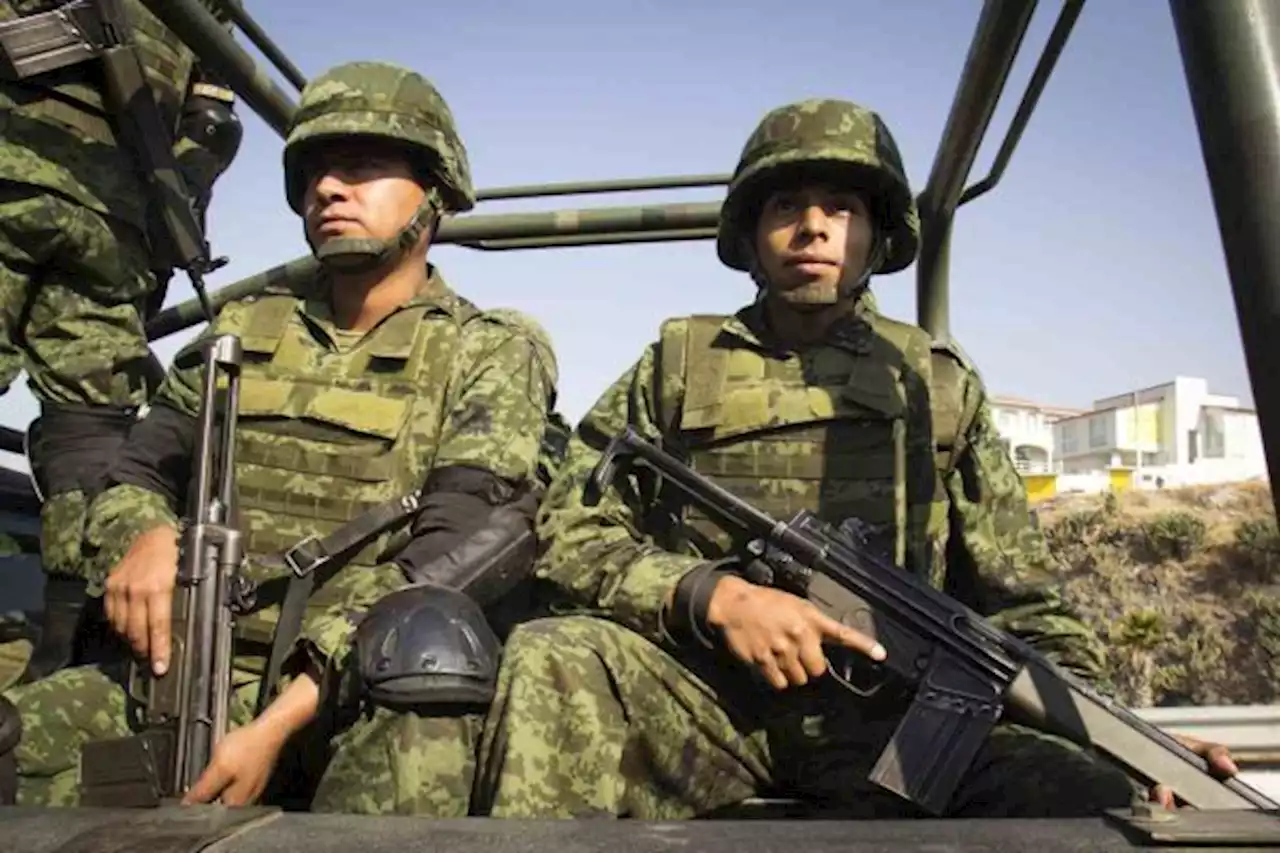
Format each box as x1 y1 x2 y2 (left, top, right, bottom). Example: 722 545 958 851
283 61 475 214
0 0 230 230
63 270 557 813
0 637 31 693
0 185 158 581
1 662 261 806
85 269 557 663
0 0 236 584
311 706 484 815
474 616 1140 818
523 297 1105 677
1 661 483 811
716 98 918 275
475 286 1110 814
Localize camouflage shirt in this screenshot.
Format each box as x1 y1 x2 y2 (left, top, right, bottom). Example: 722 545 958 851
534 298 1105 680
87 267 558 677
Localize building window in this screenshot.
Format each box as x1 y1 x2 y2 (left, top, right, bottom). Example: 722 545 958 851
1089 415 1107 448
1203 411 1225 458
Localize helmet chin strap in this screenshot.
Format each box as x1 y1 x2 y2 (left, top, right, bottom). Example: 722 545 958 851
746 227 886 307
308 188 443 275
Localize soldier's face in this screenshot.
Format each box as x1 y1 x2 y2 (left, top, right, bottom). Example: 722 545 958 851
753 183 874 308
302 140 427 247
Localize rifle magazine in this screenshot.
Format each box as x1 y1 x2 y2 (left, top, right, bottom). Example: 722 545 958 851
79 727 175 809
868 661 1002 816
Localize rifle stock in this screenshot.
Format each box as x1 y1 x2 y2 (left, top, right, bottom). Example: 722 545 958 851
587 426 1280 817
96 0 228 321
80 334 249 807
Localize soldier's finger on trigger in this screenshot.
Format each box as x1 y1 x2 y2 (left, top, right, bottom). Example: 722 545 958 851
822 613 887 661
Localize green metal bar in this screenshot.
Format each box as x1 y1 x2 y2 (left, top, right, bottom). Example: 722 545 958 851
137 0 297 136
959 0 1085 206
475 174 731 202
216 0 308 91
146 202 723 339
461 227 719 251
441 201 720 243
916 0 1038 341
1169 0 1280 521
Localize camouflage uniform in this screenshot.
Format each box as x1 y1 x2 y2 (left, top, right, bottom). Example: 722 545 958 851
472 100 1139 819
0 0 241 686
0 62 559 815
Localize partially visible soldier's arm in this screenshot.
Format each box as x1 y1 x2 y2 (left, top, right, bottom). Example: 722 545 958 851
291 318 559 690
82 319 223 577
937 371 1107 682
533 344 706 645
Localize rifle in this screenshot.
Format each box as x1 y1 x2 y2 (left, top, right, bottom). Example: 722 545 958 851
586 426 1280 817
80 334 252 807
0 0 229 321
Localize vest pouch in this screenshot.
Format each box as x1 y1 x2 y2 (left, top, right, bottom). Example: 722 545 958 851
677 361 908 562
229 378 418 647
233 377 416 575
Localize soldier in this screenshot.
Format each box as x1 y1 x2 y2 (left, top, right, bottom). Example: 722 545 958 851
0 60 559 814
0 0 243 689
471 99 1237 818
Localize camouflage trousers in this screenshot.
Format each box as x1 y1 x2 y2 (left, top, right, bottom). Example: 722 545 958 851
0 181 162 581
313 703 485 816
1 658 482 815
472 616 1143 819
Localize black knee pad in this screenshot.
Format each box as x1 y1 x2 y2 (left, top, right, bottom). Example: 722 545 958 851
354 585 501 709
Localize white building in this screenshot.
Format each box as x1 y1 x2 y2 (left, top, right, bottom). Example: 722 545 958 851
988 395 1084 474
1052 377 1267 485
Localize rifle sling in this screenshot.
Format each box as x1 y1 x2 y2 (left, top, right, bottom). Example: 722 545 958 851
255 490 423 715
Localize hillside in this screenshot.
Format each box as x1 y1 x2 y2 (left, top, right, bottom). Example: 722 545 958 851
1039 481 1279 707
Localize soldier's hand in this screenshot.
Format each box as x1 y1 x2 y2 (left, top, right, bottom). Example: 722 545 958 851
181 718 286 807
1148 734 1239 809
103 525 180 676
706 575 886 690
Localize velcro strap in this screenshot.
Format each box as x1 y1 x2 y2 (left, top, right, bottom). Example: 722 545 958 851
190 81 233 102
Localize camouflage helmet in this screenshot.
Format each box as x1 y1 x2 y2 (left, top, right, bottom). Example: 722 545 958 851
283 61 475 215
717 98 919 276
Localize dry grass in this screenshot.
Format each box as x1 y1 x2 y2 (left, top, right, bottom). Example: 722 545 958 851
1038 481 1279 707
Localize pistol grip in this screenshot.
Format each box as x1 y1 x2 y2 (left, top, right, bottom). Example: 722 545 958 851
867 655 1003 816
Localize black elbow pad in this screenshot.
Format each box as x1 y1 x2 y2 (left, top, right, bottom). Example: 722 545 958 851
178 95 243 171
396 499 538 607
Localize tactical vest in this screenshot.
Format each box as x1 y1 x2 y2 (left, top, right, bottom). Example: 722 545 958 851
212 288 483 647
656 314 973 582
1 1 197 145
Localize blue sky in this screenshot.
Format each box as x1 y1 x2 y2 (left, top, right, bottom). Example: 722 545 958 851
0 0 1255 465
